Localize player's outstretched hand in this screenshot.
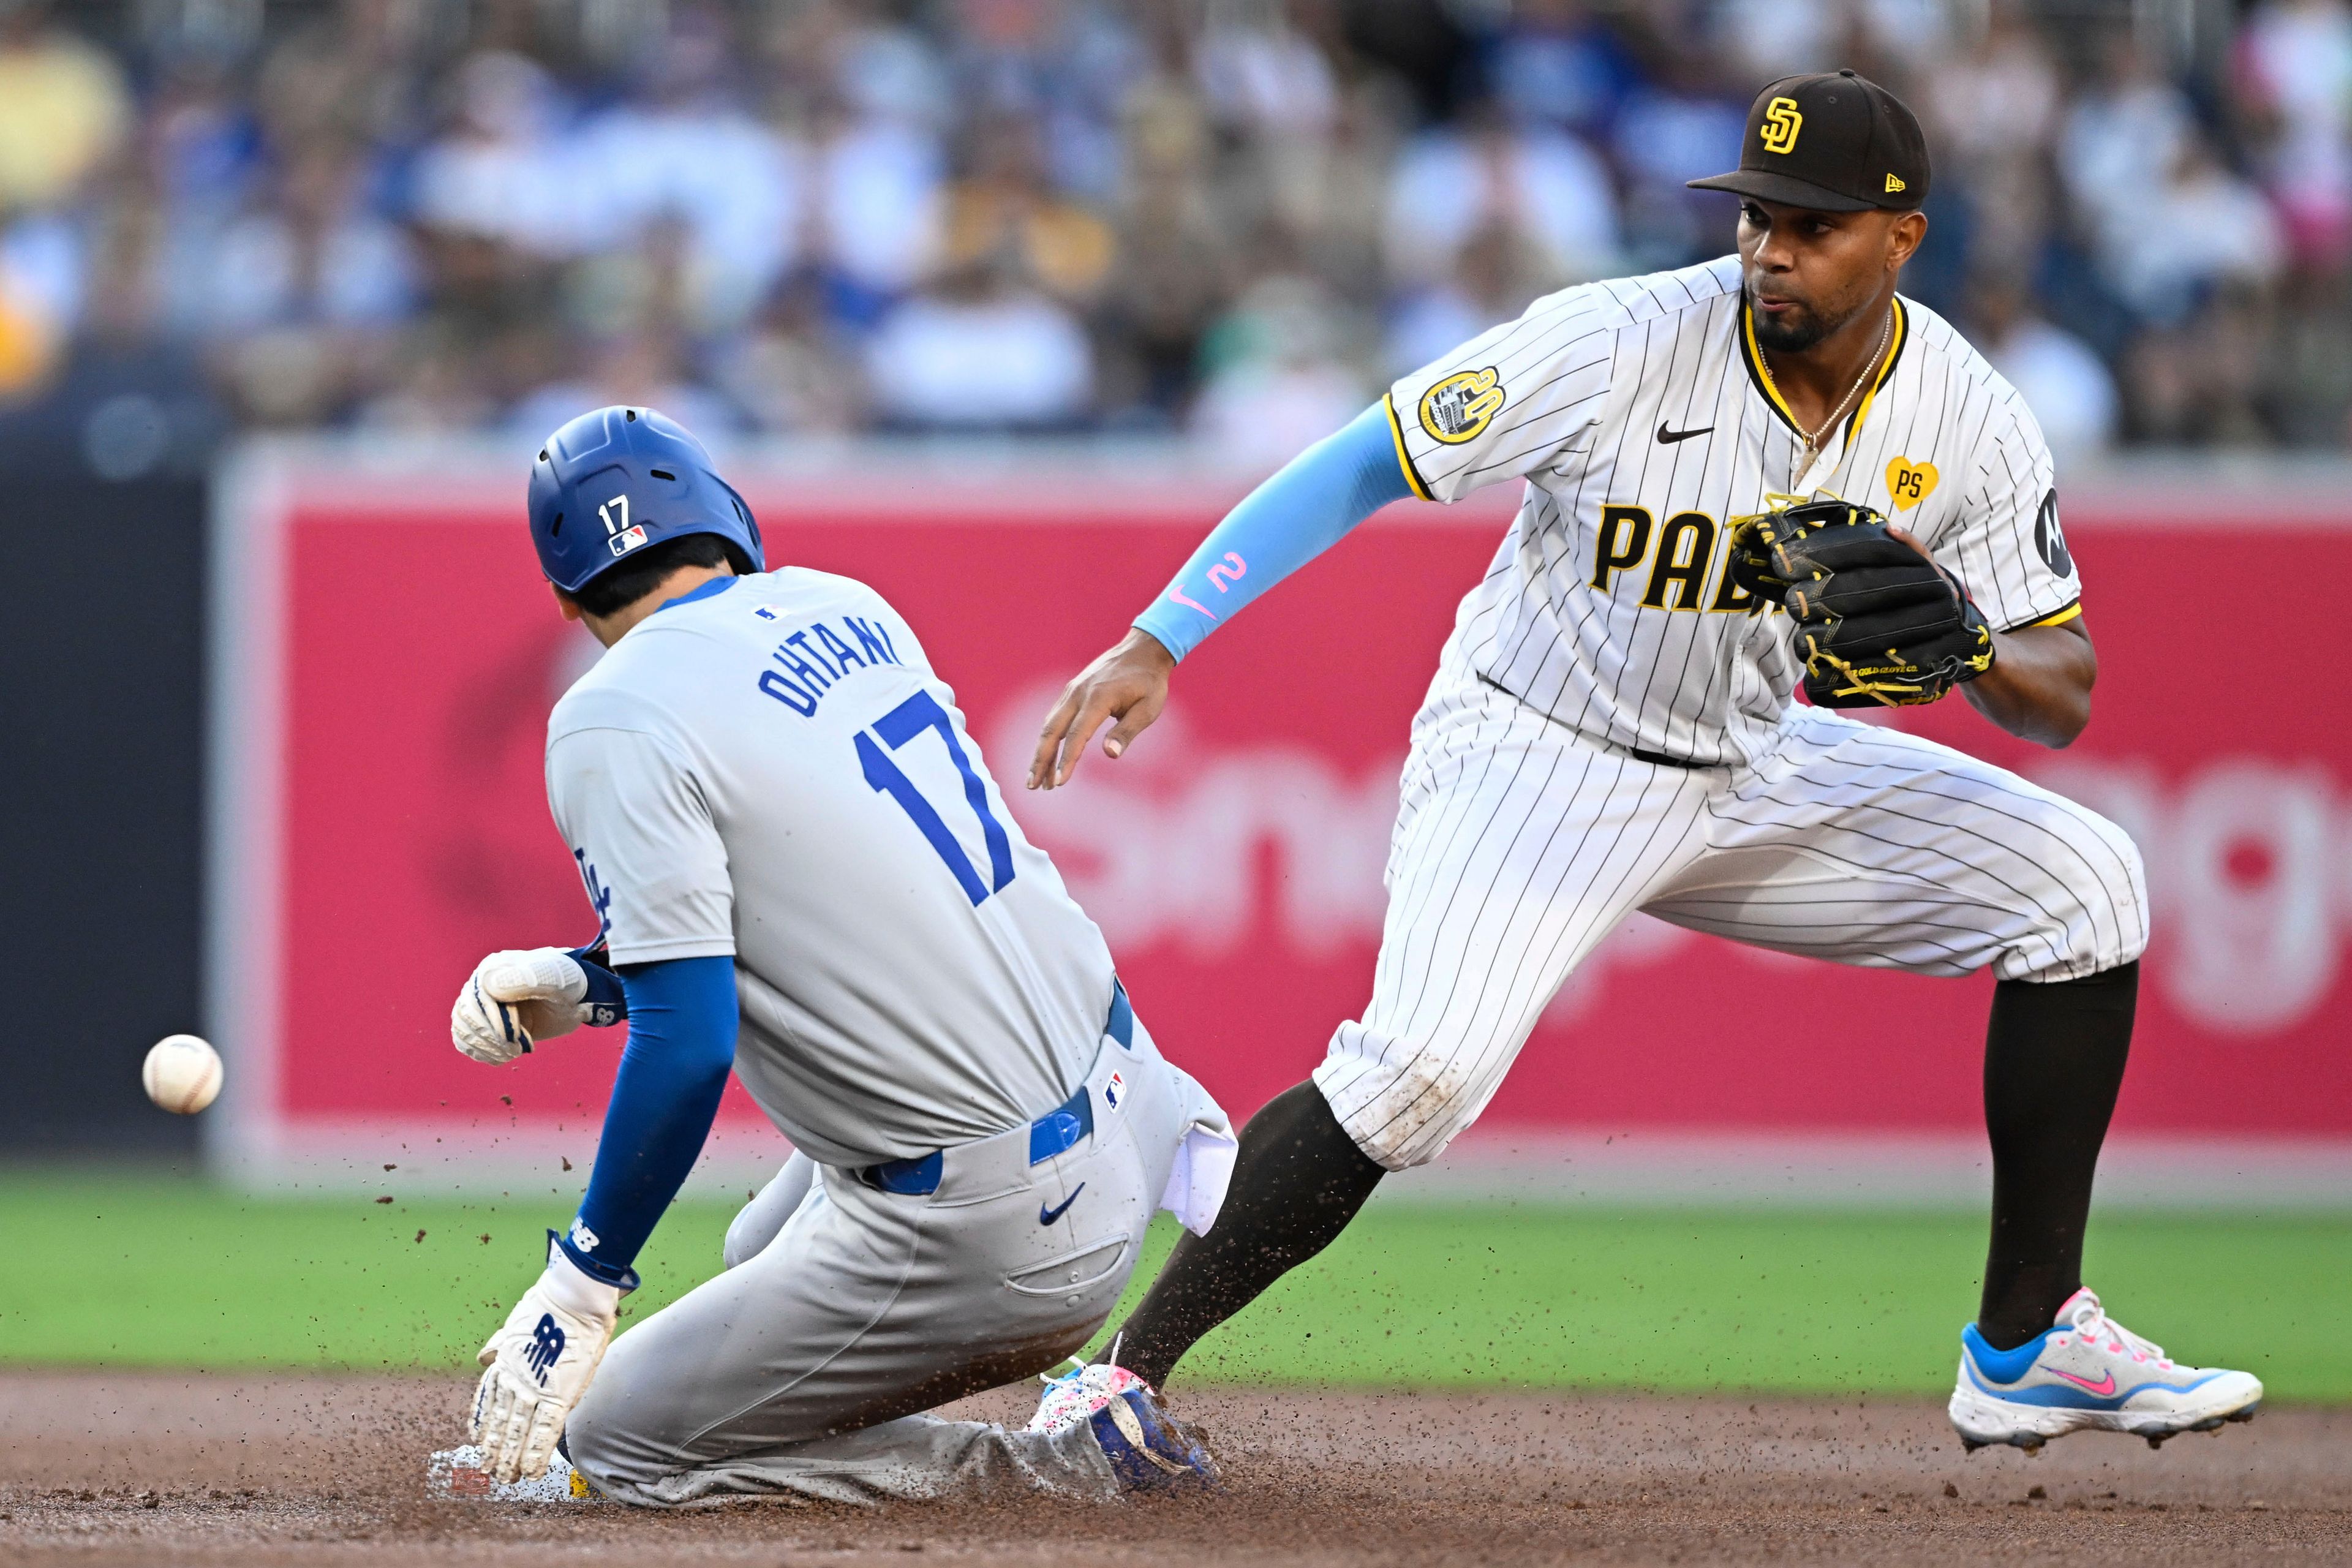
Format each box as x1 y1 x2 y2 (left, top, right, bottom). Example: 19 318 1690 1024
451 948 592 1065
471 1243 622 1483
1028 628 1176 790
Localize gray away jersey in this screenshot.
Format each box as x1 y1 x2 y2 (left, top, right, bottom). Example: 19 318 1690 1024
1387 254 2083 767
545 570 1116 1168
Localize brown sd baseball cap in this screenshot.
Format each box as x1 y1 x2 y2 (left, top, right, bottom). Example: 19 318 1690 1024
1688 69 1929 213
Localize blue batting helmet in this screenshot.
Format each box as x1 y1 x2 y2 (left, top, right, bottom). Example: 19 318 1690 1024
527 405 764 594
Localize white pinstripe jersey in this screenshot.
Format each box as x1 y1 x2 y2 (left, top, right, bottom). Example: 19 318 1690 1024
1385 255 2082 767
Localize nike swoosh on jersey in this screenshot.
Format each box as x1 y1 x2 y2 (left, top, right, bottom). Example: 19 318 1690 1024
1656 422 1714 444
1039 1183 1086 1226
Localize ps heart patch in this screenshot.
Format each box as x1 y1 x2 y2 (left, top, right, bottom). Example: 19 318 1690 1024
1885 458 1939 511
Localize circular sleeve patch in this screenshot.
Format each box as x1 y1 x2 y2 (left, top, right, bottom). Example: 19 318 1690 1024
1418 368 1505 444
2035 488 2073 577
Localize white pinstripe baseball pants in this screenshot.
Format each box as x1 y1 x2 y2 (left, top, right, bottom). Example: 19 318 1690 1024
1314 681 2150 1170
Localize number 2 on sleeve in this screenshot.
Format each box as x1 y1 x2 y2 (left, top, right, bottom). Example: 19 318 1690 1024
856 691 1016 906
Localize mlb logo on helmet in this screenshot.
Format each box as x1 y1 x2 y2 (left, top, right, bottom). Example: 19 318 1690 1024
1103 1071 1126 1112
527 404 766 594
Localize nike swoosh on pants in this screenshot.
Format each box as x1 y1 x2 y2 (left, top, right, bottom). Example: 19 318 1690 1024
1039 1183 1085 1226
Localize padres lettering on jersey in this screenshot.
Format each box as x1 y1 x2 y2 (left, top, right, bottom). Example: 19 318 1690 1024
1385 256 2082 767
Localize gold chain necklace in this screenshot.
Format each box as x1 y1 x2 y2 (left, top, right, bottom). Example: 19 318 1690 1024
1757 304 1892 488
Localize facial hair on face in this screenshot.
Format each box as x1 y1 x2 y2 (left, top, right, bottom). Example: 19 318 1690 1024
1750 303 1828 355
1749 215 1895 356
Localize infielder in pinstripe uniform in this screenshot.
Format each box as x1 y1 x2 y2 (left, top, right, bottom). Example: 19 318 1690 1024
1027 72 2261 1455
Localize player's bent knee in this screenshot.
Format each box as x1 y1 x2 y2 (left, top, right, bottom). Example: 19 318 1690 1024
722 1200 777 1271
721 1221 760 1272
560 1356 673 1495
559 1396 625 1487
2108 829 2152 965
1314 1026 1497 1172
723 1153 818 1270
2009 799 2150 982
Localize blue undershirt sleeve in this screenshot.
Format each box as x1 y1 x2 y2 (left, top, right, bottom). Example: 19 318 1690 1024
555 954 737 1285
1131 401 1416 662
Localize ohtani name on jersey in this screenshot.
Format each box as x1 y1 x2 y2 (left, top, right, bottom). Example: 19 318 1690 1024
1588 505 1766 614
756 615 903 716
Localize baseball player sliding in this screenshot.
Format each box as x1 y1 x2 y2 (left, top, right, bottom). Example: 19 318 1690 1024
433 405 1231 1505
1030 71 2260 1453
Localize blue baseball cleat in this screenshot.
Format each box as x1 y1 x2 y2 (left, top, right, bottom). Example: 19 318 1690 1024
1949 1287 2262 1452
1028 1360 1219 1494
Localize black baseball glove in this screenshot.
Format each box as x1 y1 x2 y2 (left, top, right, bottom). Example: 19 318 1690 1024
1727 498 1995 708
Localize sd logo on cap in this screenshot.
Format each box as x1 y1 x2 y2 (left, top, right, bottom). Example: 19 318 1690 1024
1690 69 1929 213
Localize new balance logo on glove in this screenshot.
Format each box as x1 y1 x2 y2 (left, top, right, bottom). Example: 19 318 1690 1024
526 1315 567 1384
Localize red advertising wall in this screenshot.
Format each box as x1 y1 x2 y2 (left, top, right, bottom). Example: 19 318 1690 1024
225 466 2352 1169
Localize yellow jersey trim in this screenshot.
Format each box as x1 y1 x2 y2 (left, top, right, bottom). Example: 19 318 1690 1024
2029 601 2083 629
1839 298 1907 451
1383 393 1435 502
1736 296 1909 453
1738 304 1800 434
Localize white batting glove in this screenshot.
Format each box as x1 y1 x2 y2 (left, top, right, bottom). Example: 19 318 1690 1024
470 1242 622 1483
451 948 591 1065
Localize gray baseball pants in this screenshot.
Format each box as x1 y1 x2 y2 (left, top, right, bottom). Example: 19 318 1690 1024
564 1017 1187 1507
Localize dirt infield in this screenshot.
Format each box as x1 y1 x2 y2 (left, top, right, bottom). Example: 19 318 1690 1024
1 1371 2343 1566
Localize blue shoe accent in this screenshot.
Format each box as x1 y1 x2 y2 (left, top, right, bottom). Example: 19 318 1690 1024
1961 1322 2054 1385
1088 1387 1218 1494
1961 1357 2231 1410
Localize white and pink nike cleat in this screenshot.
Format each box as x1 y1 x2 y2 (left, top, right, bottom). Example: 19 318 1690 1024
1027 1359 1145 1439
1949 1287 2262 1452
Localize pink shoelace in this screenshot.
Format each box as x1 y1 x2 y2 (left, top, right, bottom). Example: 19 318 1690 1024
2057 1289 2175 1370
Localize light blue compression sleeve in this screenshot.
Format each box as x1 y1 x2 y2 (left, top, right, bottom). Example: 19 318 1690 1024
1132 402 1415 662
556 954 737 1285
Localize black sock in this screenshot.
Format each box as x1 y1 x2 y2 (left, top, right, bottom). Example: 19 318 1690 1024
1977 960 2137 1351
1110 1079 1384 1389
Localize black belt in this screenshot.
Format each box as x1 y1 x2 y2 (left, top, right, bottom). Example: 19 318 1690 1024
1629 746 1700 769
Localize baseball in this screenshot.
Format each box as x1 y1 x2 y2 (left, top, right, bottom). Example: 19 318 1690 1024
143 1033 222 1115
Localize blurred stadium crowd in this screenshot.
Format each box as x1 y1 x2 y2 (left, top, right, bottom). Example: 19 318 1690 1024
1 0 2348 479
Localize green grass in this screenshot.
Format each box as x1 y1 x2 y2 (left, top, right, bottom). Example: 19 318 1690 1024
2 1173 2344 1400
